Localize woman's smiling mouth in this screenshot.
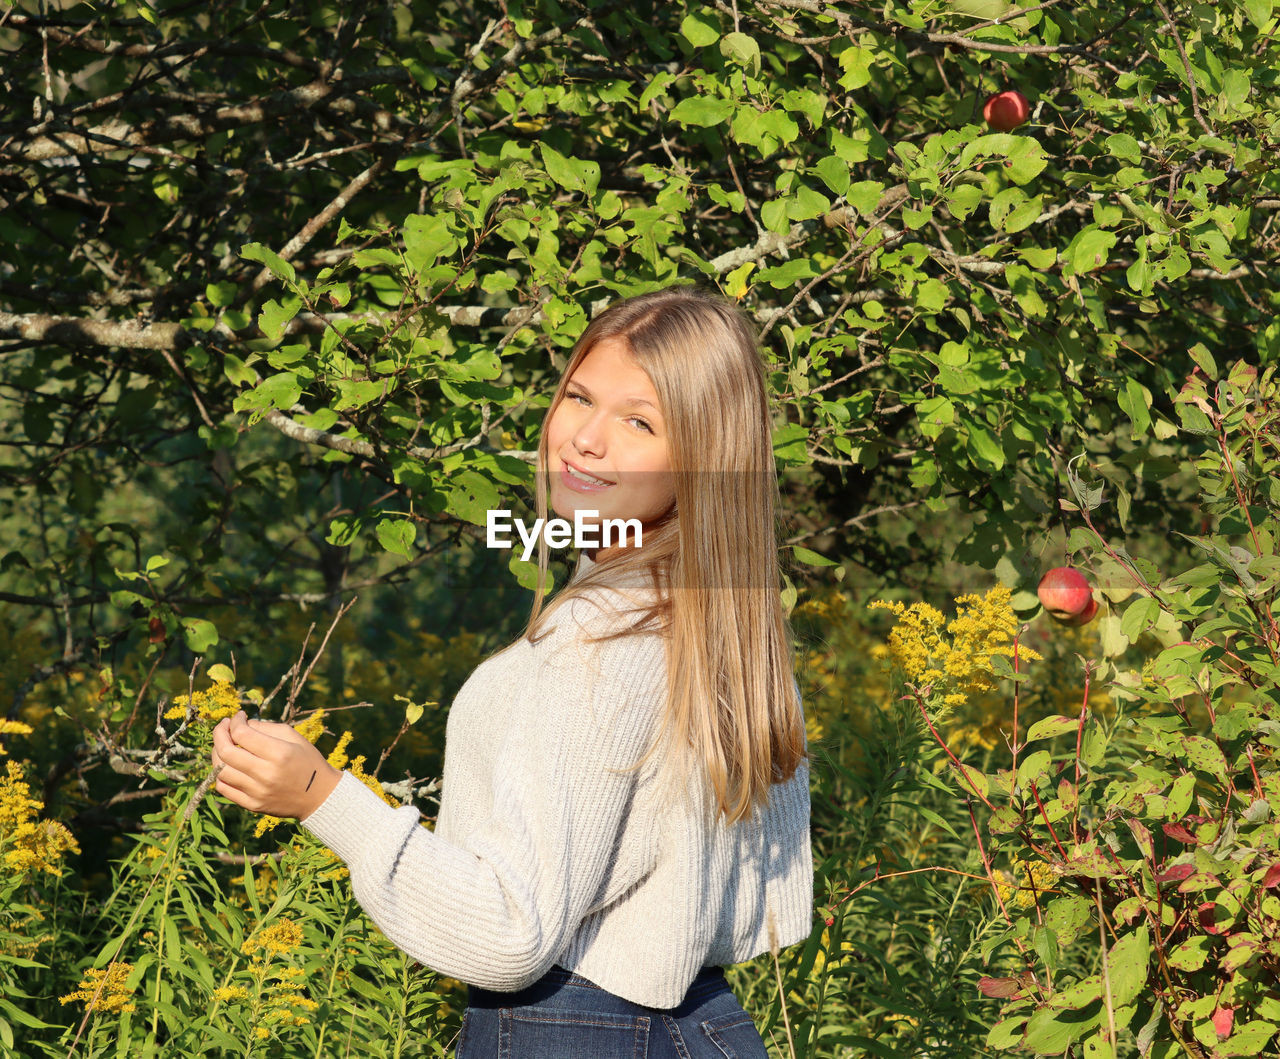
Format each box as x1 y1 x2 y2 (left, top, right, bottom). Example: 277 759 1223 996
560 459 614 492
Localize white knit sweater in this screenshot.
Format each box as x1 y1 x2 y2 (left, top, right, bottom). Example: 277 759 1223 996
301 552 813 1009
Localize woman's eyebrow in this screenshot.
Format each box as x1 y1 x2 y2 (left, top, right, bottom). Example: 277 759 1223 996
567 381 660 412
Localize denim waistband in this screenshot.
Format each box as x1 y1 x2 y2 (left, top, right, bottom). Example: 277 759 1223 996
546 964 729 1006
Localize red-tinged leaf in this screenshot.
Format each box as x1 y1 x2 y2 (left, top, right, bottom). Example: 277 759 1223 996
1213 1006 1234 1039
978 976 1024 999
1263 863 1280 888
1156 862 1195 884
1127 818 1153 858
1198 902 1228 935
1162 821 1198 844
1177 871 1219 894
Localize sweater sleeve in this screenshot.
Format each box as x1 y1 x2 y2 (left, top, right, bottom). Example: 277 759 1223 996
299 621 665 992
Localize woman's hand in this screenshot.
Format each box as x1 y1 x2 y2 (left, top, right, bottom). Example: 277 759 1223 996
210 711 341 820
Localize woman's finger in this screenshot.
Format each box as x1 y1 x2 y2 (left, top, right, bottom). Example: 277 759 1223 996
211 726 260 772
226 719 289 760
211 720 237 755
248 718 313 747
214 765 259 808
227 709 251 742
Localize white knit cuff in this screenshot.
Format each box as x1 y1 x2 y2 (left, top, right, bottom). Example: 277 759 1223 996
299 770 411 864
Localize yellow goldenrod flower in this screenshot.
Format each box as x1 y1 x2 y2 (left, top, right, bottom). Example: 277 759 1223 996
350 755 398 808
318 847 350 881
241 919 302 959
0 760 39 830
326 730 354 771
293 710 326 744
0 760 80 877
991 860 1058 910
0 720 33 756
870 585 1042 709
213 984 250 1004
164 680 242 722
1012 858 1058 909
59 962 136 1014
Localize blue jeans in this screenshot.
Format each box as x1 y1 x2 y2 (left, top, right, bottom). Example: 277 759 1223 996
456 964 769 1058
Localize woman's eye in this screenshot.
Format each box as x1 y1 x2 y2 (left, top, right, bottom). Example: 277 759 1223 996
567 393 651 432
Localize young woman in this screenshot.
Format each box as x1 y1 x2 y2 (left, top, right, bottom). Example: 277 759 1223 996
210 285 814 1057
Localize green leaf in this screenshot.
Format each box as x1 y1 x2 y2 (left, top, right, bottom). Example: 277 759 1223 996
1106 132 1142 164
206 663 235 684
1120 597 1160 643
987 1016 1029 1050
1182 735 1227 781
22 401 52 444
222 353 257 388
245 372 302 413
1243 0 1273 28
1045 895 1093 946
1188 342 1218 379
1022 1003 1096 1053
965 420 1005 471
539 144 600 195
181 618 219 654
988 187 1026 232
846 180 884 214
445 469 500 525
792 545 837 567
508 554 547 592
1117 379 1151 438
756 258 818 288
669 95 732 127
1103 924 1149 1008
206 281 237 308
1066 226 1118 275
240 243 296 284
989 805 1022 833
376 519 415 559
1222 1020 1279 1056
719 32 760 75
954 762 989 799
680 10 720 47
0 997 55 1031
259 296 301 343
916 395 954 439
947 182 985 220
772 423 808 463
1025 715 1078 742
1167 936 1210 971
1005 194 1043 233
956 133 1048 185
326 515 363 547
757 198 787 234
837 46 874 90
1083 1033 1115 1059
403 213 458 271
813 155 851 196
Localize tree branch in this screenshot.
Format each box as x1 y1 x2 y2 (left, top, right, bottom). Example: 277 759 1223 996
5 72 410 162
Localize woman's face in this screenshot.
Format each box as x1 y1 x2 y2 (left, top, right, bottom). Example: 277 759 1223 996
545 336 676 556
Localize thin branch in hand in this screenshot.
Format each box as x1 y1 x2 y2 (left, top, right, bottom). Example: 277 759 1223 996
281 596 359 721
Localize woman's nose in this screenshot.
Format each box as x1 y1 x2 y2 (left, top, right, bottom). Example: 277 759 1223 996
573 415 605 457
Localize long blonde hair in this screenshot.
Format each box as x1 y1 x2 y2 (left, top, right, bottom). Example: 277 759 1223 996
522 286 807 826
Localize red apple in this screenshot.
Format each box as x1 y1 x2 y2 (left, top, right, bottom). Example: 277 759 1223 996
1037 567 1092 621
983 89 1030 132
1062 597 1098 627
